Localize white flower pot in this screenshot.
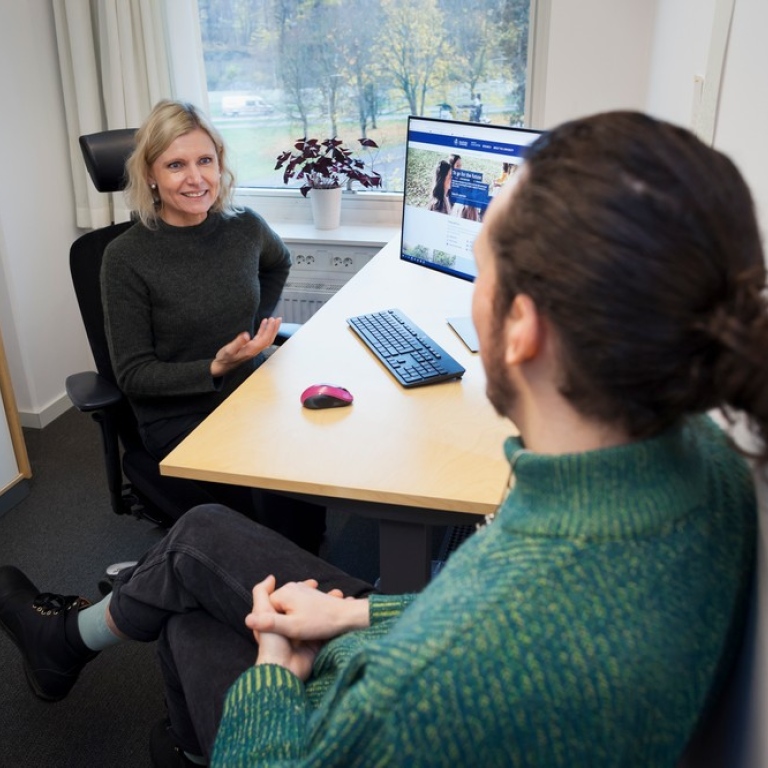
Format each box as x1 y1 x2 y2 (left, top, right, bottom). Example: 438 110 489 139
309 187 342 230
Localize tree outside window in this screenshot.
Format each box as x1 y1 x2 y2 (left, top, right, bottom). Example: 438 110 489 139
198 0 530 192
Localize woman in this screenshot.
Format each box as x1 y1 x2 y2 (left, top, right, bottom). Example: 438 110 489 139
102 99 324 551
492 161 512 193
428 159 453 213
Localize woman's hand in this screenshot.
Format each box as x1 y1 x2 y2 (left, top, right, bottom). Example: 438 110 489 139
210 317 282 377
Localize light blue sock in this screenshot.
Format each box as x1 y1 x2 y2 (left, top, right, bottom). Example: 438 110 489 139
76 593 124 651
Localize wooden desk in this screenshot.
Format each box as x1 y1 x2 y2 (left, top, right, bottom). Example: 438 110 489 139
161 238 514 592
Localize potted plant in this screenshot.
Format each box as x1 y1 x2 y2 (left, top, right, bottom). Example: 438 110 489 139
275 137 382 229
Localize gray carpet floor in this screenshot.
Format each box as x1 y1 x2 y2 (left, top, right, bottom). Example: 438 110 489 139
0 407 380 767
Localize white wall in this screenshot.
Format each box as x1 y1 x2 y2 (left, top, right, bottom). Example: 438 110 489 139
537 0 768 234
646 0 717 126
710 0 768 230
647 0 768 234
536 0 658 128
0 3 91 428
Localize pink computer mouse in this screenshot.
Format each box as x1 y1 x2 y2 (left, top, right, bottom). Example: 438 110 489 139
300 384 354 410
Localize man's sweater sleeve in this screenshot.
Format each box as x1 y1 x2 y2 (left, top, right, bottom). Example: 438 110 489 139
211 594 413 767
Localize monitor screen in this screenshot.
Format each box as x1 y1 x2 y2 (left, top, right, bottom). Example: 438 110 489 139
400 116 543 282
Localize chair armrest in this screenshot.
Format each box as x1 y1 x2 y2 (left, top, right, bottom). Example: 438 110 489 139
65 370 133 519
66 371 123 412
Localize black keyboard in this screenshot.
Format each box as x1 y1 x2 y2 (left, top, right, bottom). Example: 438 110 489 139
347 308 465 388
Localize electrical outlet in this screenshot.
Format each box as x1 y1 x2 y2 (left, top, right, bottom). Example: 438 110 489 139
279 244 380 323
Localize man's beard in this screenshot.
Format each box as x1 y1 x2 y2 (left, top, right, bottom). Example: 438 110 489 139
484 333 518 419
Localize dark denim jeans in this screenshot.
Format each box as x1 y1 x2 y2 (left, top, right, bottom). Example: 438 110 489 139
110 504 374 758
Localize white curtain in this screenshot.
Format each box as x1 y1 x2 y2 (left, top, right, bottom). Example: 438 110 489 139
53 0 208 229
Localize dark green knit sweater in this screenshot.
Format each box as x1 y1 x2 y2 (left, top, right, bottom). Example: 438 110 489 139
212 416 756 767
101 208 290 434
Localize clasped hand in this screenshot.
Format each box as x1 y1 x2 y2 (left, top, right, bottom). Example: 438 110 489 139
247 575 369 681
210 317 282 377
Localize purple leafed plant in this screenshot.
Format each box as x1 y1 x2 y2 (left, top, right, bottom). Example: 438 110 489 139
275 137 382 196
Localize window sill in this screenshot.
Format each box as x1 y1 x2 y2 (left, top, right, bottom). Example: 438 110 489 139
234 188 403 246
268 222 400 247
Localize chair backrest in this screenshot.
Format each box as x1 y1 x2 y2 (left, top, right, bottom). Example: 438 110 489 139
73 128 143 451
677 448 768 768
676 578 758 767
70 222 134 383
79 128 137 193
74 128 138 379
726 467 768 768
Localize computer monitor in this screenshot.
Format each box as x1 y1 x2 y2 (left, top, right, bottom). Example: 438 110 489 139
400 116 543 282
399 116 543 350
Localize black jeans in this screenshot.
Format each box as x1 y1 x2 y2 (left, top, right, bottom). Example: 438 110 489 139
110 504 374 758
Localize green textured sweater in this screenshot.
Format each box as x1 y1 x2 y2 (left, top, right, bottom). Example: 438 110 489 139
212 416 756 767
101 208 291 433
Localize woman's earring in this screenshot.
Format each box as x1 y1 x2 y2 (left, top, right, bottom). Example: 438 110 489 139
150 183 157 190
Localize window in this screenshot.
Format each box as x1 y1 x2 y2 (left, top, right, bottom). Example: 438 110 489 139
197 0 531 193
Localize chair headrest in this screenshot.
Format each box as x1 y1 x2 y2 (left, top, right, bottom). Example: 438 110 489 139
79 129 137 193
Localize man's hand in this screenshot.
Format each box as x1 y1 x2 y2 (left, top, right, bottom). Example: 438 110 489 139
246 578 370 642
250 575 321 681
247 576 371 680
210 317 282 377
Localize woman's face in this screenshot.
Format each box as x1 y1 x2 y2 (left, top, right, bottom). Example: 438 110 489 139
148 128 221 227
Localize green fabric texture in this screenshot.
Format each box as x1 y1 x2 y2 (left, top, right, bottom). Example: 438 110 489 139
100 208 291 433
212 416 756 767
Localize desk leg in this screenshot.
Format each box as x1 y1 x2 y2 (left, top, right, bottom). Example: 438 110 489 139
378 519 432 594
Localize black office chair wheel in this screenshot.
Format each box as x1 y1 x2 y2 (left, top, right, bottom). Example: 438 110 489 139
98 560 138 595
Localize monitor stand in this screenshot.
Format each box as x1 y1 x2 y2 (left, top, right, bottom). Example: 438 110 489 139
447 316 479 353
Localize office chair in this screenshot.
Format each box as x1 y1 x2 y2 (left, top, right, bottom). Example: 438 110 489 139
65 128 298 529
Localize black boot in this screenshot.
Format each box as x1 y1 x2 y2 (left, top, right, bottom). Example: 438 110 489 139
0 565 99 701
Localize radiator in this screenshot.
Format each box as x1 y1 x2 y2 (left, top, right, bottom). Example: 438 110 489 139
274 244 379 323
274 278 347 323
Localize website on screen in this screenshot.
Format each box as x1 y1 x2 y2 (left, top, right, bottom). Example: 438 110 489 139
401 117 542 281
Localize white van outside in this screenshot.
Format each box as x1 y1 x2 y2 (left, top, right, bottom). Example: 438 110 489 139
221 95 275 116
